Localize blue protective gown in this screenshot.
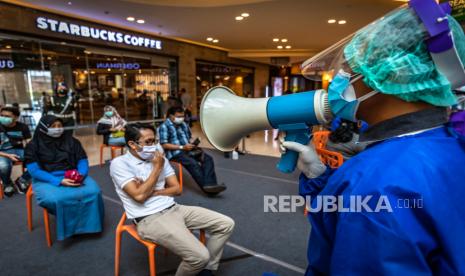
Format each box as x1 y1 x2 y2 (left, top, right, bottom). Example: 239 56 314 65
27 159 104 241
300 127 465 275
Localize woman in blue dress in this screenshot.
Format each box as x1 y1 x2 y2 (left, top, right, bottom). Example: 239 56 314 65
24 115 104 241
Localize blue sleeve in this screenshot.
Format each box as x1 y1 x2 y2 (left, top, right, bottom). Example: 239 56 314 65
299 166 334 198
77 158 89 177
324 210 432 274
26 162 62 186
159 124 169 144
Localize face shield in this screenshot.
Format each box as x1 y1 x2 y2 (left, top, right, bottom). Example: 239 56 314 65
301 0 465 106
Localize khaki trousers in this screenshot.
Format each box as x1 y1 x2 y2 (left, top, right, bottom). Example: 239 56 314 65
136 204 235 276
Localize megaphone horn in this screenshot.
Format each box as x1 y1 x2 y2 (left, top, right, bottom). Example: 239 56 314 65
200 86 332 173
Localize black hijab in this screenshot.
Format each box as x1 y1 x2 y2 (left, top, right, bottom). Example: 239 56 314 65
24 115 87 172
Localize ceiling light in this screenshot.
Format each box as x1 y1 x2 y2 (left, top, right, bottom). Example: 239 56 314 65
212 39 219 43
285 45 292 49
241 13 250 17
126 16 135 22
235 16 244 21
207 37 213 41
338 20 347 24
107 68 111 72
273 38 279 42
328 19 336 24
136 19 145 24
5 45 11 49
68 1 72 5
281 39 288 43
277 45 283 49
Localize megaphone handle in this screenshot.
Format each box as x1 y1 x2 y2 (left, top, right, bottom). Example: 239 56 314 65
277 129 311 173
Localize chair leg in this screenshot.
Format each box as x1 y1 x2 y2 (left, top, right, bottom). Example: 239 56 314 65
111 148 116 160
27 189 33 231
115 230 123 276
43 209 52 247
148 246 156 276
200 229 206 245
0 182 3 200
100 145 105 167
178 163 183 193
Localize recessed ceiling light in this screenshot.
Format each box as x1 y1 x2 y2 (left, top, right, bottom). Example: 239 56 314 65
60 41 67 45
5 45 11 49
235 16 244 21
136 19 145 24
207 37 213 41
285 45 292 49
338 20 347 24
241 13 250 17
281 38 288 43
107 68 111 72
212 39 219 43
328 19 336 24
273 38 279 42
126 16 135 22
277 45 283 49
68 1 72 5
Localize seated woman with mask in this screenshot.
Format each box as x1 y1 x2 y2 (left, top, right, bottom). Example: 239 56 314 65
96 105 127 146
24 115 104 241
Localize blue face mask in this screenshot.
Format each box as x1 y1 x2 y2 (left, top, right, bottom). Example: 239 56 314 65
0 116 13 125
328 70 378 122
105 111 114 117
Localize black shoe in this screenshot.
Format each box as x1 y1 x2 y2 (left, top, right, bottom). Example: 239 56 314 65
202 184 227 194
197 269 215 276
14 177 30 194
4 185 15 197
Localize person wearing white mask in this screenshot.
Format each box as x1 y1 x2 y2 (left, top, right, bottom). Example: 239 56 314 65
159 106 226 195
110 123 234 276
24 115 104 241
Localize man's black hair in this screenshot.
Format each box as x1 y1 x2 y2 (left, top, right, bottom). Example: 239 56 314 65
167 106 184 116
124 123 156 146
1 106 20 117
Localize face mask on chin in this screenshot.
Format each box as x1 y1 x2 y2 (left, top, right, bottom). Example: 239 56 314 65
0 116 13 126
136 144 158 161
173 117 184 125
47 127 64 138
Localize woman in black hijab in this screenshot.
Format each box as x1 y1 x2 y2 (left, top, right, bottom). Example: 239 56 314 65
24 115 104 241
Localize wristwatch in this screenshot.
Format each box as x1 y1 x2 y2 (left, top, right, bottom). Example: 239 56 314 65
179 145 184 150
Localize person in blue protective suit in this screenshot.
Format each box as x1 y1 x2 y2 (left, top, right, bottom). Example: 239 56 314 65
24 115 104 241
283 1 465 274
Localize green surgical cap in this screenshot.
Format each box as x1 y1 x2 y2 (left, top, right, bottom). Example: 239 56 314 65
344 8 465 107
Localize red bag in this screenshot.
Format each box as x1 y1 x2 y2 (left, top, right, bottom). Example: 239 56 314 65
64 169 84 183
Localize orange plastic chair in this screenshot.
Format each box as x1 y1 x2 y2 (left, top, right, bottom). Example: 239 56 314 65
312 130 331 150
0 161 25 200
100 144 125 167
304 138 344 216
26 185 52 247
115 161 207 276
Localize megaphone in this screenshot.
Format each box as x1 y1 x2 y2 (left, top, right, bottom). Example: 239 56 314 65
200 86 332 173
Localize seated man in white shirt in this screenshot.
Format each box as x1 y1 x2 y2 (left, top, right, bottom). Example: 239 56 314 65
110 123 235 276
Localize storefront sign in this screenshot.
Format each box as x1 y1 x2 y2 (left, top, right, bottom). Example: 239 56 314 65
36 17 162 50
95 62 141 69
0 59 15 69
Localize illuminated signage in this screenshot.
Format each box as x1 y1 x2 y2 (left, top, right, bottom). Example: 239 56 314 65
36 17 162 50
0 59 14 69
96 62 140 69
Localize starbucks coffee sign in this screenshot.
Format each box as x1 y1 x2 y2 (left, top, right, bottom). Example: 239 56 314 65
36 17 162 49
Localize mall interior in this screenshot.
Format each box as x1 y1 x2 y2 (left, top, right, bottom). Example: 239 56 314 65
0 0 465 275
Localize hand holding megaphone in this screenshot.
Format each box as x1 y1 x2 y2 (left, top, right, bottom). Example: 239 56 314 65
281 141 326 178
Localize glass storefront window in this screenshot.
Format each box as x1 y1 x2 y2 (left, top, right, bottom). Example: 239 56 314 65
195 61 254 112
0 33 177 125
